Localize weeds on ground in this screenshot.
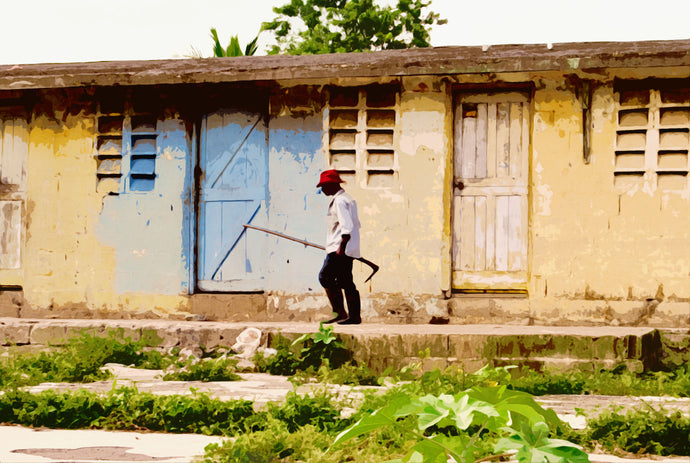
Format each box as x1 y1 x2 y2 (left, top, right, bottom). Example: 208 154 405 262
579 404 690 456
292 361 380 386
509 365 690 397
162 357 242 382
253 334 300 376
0 386 257 435
0 329 176 388
200 421 410 463
332 385 588 463
265 390 347 433
0 329 248 387
254 323 377 385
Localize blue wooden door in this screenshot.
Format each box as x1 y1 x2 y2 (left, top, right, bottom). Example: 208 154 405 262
197 108 268 291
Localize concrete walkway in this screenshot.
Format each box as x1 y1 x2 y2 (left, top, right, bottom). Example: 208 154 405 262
0 426 225 463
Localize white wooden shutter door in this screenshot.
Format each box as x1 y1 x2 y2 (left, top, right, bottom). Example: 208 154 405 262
452 92 529 291
0 115 27 275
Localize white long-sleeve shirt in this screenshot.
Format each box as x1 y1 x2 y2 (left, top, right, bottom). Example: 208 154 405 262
325 189 361 258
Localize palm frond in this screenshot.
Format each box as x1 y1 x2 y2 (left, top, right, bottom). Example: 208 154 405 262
226 35 243 57
244 36 259 56
210 28 225 57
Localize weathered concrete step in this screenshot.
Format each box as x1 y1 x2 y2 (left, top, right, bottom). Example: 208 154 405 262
1 318 687 373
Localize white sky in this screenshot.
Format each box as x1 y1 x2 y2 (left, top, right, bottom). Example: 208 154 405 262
1 0 689 65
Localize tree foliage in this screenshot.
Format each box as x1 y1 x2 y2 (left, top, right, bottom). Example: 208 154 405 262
261 0 446 55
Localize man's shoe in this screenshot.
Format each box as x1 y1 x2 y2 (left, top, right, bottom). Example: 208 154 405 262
337 317 361 325
324 314 348 324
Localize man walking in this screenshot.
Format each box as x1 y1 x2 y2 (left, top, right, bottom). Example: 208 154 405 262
317 169 362 325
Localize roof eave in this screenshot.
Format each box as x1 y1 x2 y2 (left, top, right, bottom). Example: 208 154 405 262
1 38 689 91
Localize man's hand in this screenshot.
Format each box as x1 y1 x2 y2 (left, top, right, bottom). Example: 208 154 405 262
337 234 351 256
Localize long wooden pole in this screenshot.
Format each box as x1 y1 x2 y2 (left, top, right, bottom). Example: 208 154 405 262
243 224 380 282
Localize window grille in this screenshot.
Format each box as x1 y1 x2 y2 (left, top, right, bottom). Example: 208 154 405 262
325 84 398 188
95 97 158 194
614 84 690 191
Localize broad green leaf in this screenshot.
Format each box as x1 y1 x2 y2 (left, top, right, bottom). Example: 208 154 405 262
409 439 446 462
429 434 471 463
449 394 502 430
539 445 591 463
497 421 590 463
495 435 525 453
330 411 395 447
416 403 449 430
468 386 561 429
395 397 425 418
403 451 424 463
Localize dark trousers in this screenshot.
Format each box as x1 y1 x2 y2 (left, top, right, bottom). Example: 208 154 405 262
319 253 360 320
319 252 356 292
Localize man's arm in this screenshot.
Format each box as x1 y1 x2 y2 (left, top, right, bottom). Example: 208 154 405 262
334 196 355 257
337 234 350 256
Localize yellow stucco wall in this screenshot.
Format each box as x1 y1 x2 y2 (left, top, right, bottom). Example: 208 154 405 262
25 107 113 311
21 95 191 317
529 68 690 324
6 66 690 325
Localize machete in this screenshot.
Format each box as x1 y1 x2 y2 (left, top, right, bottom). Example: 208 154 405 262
243 224 379 283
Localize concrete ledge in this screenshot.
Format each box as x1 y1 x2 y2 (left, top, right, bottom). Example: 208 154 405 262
1 318 685 374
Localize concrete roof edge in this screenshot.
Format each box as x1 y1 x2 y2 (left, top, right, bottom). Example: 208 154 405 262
1 38 689 91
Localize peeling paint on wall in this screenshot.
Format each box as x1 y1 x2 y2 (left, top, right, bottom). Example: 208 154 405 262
96 118 190 297
2 59 690 325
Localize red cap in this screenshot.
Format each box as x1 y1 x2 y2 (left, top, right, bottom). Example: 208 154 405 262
317 169 344 187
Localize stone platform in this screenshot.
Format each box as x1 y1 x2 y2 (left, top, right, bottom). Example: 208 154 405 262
2 318 689 373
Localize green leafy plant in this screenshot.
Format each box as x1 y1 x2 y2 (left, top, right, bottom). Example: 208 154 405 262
162 357 242 382
255 324 352 378
508 365 690 397
201 421 400 463
292 323 350 371
210 28 259 57
582 404 690 456
331 385 589 463
0 329 174 388
0 387 258 435
496 421 590 463
266 390 345 433
254 334 301 376
292 361 380 386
